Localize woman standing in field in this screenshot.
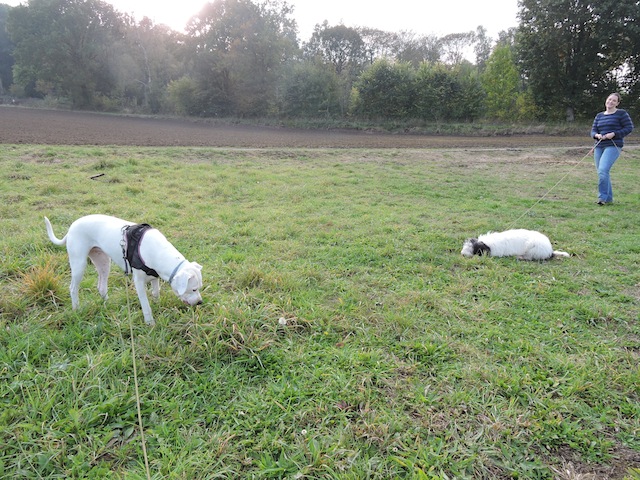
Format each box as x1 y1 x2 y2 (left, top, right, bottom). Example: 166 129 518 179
590 92 634 205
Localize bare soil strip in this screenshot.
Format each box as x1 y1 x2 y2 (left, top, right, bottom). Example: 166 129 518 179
0 106 618 149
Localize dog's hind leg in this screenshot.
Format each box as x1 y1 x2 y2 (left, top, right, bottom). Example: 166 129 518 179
518 241 538 261
68 256 88 310
89 247 111 301
150 277 160 300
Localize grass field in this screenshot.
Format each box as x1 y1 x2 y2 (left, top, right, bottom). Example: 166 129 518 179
1 144 639 479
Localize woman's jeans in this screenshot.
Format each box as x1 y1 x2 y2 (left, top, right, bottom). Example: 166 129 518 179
594 146 621 202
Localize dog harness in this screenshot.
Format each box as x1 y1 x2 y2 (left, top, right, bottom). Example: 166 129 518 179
121 224 159 277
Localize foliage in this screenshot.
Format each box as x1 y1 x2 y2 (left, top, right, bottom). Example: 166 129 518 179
166 76 201 116
439 31 476 65
1 0 638 120
413 62 485 122
616 1 640 115
116 19 187 113
186 0 298 117
517 0 640 120
279 60 342 117
473 26 492 71
482 31 541 122
1 143 639 478
303 22 371 117
452 64 486 121
481 44 520 120
0 3 13 94
353 59 415 119
393 31 443 67
354 60 486 122
7 0 127 108
304 22 367 75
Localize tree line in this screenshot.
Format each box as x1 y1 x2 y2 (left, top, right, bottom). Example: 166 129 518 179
0 0 638 122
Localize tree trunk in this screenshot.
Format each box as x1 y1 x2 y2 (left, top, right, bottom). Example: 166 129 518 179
566 106 575 122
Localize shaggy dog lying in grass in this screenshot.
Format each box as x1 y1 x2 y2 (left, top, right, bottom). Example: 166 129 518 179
461 229 570 260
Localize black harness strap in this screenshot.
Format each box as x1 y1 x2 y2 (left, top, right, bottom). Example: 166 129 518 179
121 224 159 277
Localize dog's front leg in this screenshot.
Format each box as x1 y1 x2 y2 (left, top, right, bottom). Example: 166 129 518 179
132 271 156 326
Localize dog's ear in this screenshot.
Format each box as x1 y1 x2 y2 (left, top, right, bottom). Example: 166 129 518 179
173 271 190 296
475 240 490 256
191 262 203 271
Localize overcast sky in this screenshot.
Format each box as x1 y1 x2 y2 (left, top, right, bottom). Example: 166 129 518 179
3 0 519 41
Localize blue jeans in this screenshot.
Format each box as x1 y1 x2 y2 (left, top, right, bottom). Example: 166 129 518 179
594 146 621 202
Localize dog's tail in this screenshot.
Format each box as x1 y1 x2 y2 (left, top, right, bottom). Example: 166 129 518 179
44 216 67 246
552 250 570 258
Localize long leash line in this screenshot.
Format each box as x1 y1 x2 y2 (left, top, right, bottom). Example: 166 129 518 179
506 139 604 229
124 278 152 480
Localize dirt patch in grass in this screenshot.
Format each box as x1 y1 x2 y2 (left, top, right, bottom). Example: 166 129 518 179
549 445 640 479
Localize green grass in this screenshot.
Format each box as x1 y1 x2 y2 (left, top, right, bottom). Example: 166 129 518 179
1 144 639 479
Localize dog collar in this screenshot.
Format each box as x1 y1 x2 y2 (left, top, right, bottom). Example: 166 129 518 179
169 260 186 285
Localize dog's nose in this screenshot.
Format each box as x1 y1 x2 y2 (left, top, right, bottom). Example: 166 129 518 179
196 300 203 306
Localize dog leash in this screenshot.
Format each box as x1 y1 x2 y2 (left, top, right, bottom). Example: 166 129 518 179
506 139 603 230
123 278 153 480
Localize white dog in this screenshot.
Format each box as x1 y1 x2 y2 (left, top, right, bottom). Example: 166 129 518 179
45 214 203 325
461 229 569 261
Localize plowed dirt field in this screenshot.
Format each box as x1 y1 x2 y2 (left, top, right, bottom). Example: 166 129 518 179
1 106 622 149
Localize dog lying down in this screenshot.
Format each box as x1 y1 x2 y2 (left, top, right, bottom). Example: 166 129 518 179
461 229 570 260
45 214 203 325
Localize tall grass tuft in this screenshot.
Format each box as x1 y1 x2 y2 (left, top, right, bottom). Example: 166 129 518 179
22 259 65 307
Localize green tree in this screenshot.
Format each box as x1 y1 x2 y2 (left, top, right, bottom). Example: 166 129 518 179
610 0 640 114
358 28 398 65
481 44 519 120
387 31 442 67
7 0 126 107
304 22 367 75
304 22 368 116
280 60 341 117
353 28 442 68
353 59 415 119
414 63 458 122
516 0 638 120
118 18 187 112
473 26 492 72
0 4 14 94
413 62 485 122
454 63 485 121
440 32 475 65
166 76 200 115
186 0 297 117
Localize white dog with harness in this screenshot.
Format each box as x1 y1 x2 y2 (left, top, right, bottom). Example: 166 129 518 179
45 214 203 325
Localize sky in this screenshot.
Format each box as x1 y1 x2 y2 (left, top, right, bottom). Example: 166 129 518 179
3 0 519 41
